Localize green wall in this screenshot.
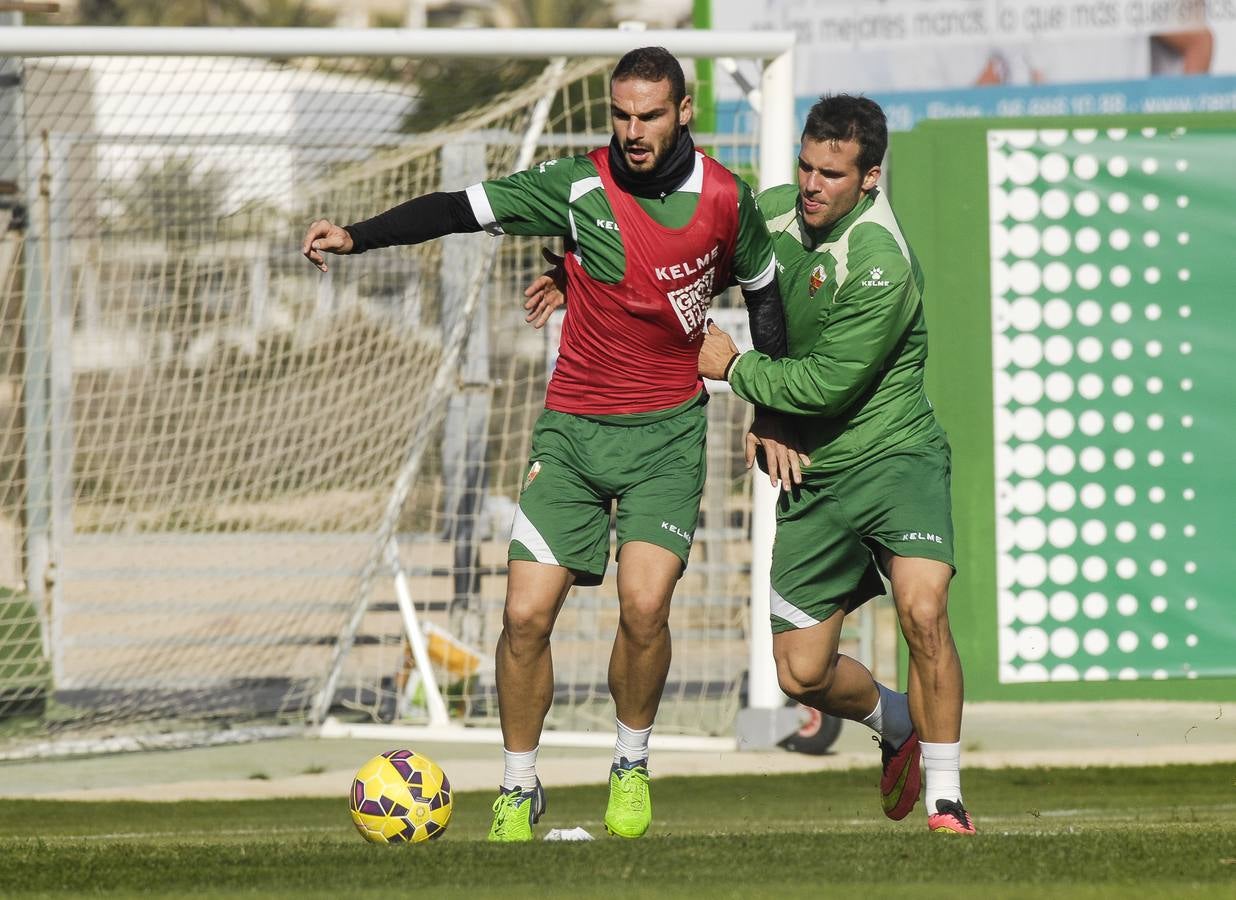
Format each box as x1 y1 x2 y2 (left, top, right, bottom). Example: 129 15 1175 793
891 112 1236 701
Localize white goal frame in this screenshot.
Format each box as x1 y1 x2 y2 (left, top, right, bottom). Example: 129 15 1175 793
1 25 795 753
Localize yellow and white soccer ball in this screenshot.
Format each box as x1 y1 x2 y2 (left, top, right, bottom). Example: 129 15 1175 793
348 749 453 843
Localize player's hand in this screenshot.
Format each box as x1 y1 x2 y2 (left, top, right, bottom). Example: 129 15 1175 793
523 247 566 328
301 218 353 272
747 410 811 491
698 321 741 380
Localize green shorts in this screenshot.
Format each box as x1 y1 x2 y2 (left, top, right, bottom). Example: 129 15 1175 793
509 396 707 586
770 438 955 633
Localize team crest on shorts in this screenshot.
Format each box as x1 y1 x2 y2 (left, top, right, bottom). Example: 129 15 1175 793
808 264 826 298
522 461 541 493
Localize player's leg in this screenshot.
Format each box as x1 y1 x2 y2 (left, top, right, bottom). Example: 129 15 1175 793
773 610 873 717
490 413 611 842
856 437 973 834
880 551 973 833
601 397 706 838
772 616 918 819
498 564 577 751
599 540 680 837
609 541 679 729
769 478 919 819
881 554 962 742
489 560 571 841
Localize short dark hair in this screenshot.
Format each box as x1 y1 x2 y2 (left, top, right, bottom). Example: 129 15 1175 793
802 95 888 175
611 46 687 106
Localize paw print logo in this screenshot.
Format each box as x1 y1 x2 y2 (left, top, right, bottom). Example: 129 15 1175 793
869 267 883 280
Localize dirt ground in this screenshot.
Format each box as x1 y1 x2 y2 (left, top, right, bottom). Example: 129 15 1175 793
0 700 1230 802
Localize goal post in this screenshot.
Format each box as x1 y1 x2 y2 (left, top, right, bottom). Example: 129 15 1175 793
0 25 794 756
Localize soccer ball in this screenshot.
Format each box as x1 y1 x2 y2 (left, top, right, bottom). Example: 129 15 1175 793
349 749 453 843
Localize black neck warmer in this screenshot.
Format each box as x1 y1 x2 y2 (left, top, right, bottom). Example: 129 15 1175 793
607 128 696 200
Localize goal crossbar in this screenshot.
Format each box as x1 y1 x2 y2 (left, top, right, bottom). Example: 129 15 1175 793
1 26 794 60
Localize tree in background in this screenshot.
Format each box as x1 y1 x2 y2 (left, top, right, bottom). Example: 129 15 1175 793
105 155 229 246
75 0 330 27
402 0 614 132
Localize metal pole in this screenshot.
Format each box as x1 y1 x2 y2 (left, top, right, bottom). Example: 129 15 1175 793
737 47 797 748
0 10 56 664
749 48 794 709
0 11 27 550
21 127 52 652
387 538 450 727
46 133 72 685
439 141 489 657
248 254 268 354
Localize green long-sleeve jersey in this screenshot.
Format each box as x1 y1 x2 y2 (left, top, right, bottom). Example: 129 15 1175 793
728 185 946 475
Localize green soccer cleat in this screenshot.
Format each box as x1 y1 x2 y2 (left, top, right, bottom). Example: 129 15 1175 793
604 757 652 838
487 780 546 843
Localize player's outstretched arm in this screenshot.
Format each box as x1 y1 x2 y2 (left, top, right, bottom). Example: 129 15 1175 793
303 191 486 274
307 158 578 275
301 219 354 272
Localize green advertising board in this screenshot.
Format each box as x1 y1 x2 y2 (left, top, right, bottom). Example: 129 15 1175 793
892 113 1236 701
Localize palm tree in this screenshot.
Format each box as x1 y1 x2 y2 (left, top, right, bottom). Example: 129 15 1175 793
490 0 613 29
75 0 330 27
403 0 615 132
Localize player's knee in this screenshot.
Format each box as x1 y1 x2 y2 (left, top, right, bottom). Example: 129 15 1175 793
897 592 951 658
618 592 670 645
774 647 838 700
617 607 669 648
501 599 555 648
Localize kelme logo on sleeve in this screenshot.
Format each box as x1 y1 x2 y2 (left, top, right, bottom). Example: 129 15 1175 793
522 461 541 493
862 266 891 287
809 263 826 298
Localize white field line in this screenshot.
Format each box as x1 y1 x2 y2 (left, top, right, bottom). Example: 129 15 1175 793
20 803 1236 843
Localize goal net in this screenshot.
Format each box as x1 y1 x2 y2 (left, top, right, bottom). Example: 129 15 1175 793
0 30 793 755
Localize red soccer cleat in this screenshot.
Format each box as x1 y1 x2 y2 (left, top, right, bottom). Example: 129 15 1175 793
878 729 922 821
928 799 976 835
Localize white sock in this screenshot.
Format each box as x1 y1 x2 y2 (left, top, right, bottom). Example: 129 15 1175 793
860 682 913 748
502 746 539 792
614 718 652 766
921 740 963 812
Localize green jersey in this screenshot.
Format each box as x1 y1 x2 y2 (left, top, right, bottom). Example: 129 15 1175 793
728 185 945 475
466 154 776 289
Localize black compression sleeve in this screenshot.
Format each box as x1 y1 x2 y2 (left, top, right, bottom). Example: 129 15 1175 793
741 277 789 478
741 278 788 360
343 190 481 254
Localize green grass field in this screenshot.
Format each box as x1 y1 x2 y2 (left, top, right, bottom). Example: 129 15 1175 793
0 764 1232 898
